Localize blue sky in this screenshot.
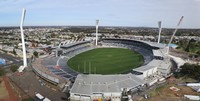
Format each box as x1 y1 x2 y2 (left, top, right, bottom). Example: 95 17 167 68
0 0 200 28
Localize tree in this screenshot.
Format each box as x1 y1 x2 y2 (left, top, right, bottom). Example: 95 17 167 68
33 51 38 58
0 67 5 76
45 41 51 45
196 50 200 56
22 98 34 101
50 33 56 38
10 65 18 72
178 63 200 79
184 39 199 53
13 49 17 56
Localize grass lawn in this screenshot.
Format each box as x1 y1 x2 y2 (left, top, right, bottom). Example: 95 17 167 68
22 98 34 101
68 48 144 74
141 77 200 101
0 77 9 99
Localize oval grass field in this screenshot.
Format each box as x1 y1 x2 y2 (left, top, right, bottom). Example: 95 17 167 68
67 48 144 74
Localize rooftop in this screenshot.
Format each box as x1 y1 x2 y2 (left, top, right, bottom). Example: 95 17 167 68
133 65 155 72
70 74 145 95
153 49 164 57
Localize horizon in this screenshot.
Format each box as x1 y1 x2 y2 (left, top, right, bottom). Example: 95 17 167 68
0 25 200 29
0 0 200 28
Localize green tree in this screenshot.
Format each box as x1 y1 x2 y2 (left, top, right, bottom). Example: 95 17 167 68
13 49 17 56
45 41 51 45
0 67 5 76
33 51 38 58
22 98 34 101
178 63 200 79
196 50 200 56
10 65 18 72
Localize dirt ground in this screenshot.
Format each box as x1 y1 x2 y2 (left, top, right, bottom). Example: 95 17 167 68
139 77 200 101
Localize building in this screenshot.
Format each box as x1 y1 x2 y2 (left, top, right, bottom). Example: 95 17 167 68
70 74 145 101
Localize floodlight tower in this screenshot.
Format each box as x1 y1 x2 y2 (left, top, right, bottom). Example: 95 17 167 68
166 16 184 55
18 8 27 72
95 19 99 46
157 21 162 43
20 8 27 67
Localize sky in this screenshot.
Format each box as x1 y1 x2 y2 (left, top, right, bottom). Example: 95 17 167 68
0 0 200 28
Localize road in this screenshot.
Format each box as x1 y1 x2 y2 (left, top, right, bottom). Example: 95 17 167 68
0 52 23 68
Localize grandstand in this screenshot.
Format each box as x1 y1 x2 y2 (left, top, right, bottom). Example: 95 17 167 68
102 38 154 65
42 41 94 80
70 74 145 101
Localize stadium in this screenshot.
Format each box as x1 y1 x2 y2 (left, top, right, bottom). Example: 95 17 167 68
31 37 178 101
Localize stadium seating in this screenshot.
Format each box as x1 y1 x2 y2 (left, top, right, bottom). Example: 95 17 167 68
42 41 95 80
102 39 154 65
41 39 154 80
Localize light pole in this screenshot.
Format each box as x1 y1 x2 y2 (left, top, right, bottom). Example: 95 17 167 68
157 21 162 44
18 8 27 72
95 19 99 46
166 16 184 55
20 8 27 67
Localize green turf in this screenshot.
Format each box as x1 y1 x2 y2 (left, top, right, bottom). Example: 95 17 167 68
67 48 144 74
